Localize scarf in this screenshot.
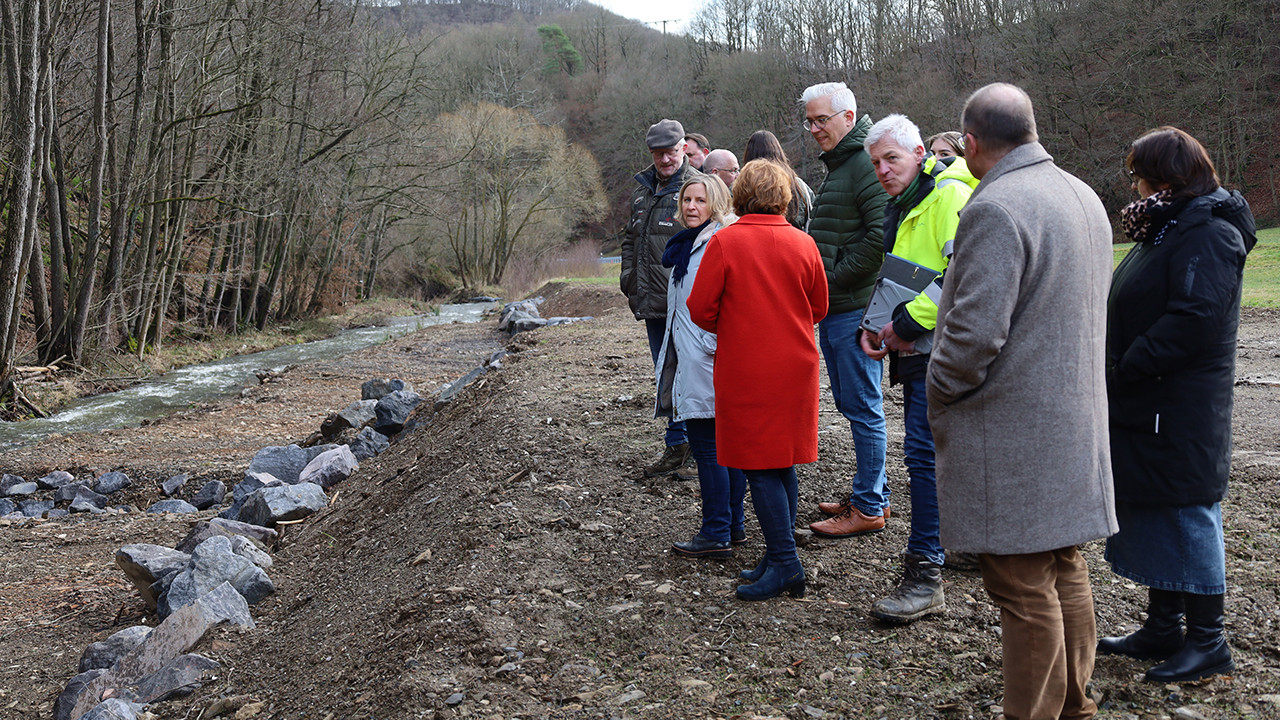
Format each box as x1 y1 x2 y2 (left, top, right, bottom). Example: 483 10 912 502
882 160 935 253
662 219 711 285
1121 190 1183 243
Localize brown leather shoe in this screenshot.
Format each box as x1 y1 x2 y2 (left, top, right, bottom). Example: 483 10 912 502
817 499 890 519
809 505 885 537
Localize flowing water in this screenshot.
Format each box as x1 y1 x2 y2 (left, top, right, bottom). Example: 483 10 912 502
0 303 491 450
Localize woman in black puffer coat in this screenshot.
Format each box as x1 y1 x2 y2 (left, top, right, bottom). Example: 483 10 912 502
1099 126 1256 683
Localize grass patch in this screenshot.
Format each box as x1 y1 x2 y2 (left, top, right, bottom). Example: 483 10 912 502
1111 226 1279 308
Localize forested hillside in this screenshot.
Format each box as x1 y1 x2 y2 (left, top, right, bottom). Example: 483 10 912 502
0 0 1275 397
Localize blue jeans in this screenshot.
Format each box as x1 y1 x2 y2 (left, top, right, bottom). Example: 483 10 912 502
745 467 800 567
646 318 687 447
902 377 943 566
686 419 746 543
818 310 888 515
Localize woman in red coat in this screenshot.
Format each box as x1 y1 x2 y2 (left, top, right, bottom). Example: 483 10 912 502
687 159 829 601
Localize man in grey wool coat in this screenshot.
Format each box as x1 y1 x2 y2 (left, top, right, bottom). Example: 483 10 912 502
926 83 1118 720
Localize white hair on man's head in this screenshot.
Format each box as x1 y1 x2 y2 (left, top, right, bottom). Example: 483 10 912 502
800 82 857 116
865 114 924 153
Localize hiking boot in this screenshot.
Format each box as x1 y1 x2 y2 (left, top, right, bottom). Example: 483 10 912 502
645 443 690 477
943 550 981 572
871 552 945 623
817 499 890 518
672 533 732 559
1098 588 1184 661
809 505 884 537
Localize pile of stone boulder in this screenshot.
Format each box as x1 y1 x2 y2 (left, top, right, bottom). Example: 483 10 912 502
497 296 592 335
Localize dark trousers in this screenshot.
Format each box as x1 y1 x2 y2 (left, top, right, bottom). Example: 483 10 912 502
686 419 746 543
745 467 799 567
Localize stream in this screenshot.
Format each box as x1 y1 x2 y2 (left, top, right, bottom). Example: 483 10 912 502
0 303 491 450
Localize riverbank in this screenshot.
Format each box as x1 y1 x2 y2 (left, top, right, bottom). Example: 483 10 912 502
2 284 1277 719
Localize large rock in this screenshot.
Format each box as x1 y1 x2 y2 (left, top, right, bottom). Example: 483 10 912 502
37 471 76 490
20 499 54 517
79 626 153 673
129 653 220 703
238 483 328 528
56 483 89 503
174 521 235 554
298 446 359 489
348 427 390 462
438 366 487 404
146 499 198 514
247 444 337 485
0 498 13 516
66 583 254 720
6 481 38 497
95 472 132 495
217 472 278 520
209 517 278 544
115 544 192 610
80 698 141 720
374 390 422 435
53 669 106 720
361 378 409 400
158 537 273 618
228 535 272 570
70 487 109 514
0 473 25 493
161 474 189 496
189 480 225 511
320 399 378 438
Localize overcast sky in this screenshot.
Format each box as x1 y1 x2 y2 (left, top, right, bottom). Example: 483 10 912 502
588 0 705 34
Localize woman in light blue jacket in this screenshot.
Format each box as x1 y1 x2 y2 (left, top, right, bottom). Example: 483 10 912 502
655 174 745 558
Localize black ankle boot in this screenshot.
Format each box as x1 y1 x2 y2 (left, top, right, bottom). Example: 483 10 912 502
1144 593 1234 682
1098 587 1184 660
739 556 767 582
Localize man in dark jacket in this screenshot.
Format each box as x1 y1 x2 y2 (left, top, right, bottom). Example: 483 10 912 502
620 118 699 476
799 82 892 538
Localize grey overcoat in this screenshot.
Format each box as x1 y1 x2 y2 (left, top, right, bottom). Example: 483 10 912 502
926 142 1118 555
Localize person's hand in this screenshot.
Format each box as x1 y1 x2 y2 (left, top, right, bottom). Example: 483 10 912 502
878 321 916 355
859 328 889 360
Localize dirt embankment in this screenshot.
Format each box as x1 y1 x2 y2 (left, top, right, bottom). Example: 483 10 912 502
1 284 1278 720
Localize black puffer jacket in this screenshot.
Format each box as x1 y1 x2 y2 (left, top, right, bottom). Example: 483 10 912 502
1106 188 1257 505
620 161 700 320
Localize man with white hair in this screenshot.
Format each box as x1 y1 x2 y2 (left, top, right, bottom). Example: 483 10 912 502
702 149 740 188
799 82 892 539
859 113 975 623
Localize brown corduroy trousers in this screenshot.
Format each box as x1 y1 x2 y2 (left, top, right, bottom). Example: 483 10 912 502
979 547 1098 720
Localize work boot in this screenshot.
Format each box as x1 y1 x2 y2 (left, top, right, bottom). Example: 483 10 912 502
1144 593 1234 682
817 498 890 518
809 505 884 537
1098 587 1184 660
672 533 732 559
871 552 945 623
644 443 690 477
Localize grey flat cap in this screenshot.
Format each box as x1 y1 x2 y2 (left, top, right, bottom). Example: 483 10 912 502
646 119 685 149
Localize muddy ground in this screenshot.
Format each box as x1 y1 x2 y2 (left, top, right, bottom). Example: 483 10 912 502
1 282 1277 720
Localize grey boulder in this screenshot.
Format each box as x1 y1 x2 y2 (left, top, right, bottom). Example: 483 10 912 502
247 444 338 485
79 626 153 672
161 473 189 496
70 487 110 513
130 653 220 702
348 427 390 461
20 499 54 517
6 481 38 497
146 499 199 514
95 472 132 495
238 482 328 528
298 446 359 489
374 390 422 435
158 536 273 618
190 480 226 510
0 473 25 493
80 698 141 720
53 669 107 720
0 498 13 516
361 377 409 400
55 483 89 503
37 471 76 489
321 399 378 438
116 544 192 609
209 516 278 544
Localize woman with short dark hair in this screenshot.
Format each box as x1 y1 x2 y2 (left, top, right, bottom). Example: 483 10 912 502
1100 126 1257 682
743 130 814 230
687 159 829 601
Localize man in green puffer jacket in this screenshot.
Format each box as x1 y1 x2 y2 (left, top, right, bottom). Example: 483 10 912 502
800 82 893 540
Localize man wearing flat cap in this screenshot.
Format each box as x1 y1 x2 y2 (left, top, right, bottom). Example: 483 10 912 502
621 118 701 477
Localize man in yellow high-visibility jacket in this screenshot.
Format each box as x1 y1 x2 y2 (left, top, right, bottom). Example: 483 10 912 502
860 113 976 623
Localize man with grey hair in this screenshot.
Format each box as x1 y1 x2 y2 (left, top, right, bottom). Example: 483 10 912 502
927 83 1116 719
702 149 740 188
859 112 975 624
622 118 700 477
799 81 892 539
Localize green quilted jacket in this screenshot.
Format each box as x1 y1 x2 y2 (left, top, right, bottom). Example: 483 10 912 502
807 115 889 314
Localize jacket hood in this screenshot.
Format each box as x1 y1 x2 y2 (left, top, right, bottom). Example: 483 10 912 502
820 114 873 171
1182 188 1257 254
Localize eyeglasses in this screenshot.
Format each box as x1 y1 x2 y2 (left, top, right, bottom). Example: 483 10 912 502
714 167 740 176
803 113 845 131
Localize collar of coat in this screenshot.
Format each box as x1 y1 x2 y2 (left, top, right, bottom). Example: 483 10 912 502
733 213 794 227
970 141 1051 196
819 114 873 171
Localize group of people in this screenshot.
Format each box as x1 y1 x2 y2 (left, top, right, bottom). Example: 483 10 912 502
619 81 1256 720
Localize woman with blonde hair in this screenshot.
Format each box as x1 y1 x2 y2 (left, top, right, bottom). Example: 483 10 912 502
687 160 828 600
656 174 747 558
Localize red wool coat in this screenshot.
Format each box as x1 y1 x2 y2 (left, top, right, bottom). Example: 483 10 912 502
686 214 828 469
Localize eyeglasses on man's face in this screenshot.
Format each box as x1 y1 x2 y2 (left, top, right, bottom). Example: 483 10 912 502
803 113 845 132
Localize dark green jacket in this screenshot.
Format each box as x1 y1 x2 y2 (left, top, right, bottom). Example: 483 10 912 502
620 161 700 320
807 115 888 314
